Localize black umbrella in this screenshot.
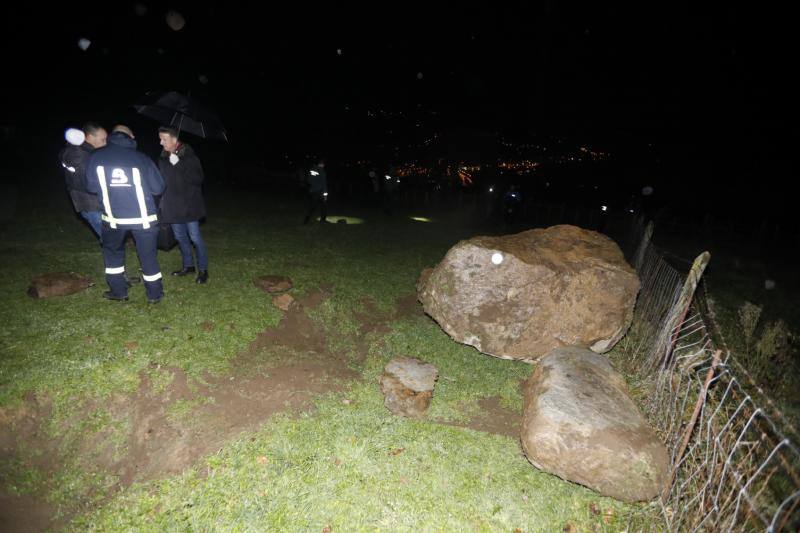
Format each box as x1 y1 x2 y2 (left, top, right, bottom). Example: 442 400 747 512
134 91 228 142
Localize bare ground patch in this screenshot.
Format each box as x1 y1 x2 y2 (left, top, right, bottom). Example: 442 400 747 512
0 290 518 531
0 287 357 531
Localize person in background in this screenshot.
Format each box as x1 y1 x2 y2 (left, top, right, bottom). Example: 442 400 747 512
502 184 523 227
157 126 209 284
303 158 328 224
382 165 401 216
59 122 107 239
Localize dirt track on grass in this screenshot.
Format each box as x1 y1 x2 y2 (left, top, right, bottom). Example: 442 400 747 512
0 288 522 531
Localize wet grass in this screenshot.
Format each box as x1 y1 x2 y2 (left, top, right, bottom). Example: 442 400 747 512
1 184 649 530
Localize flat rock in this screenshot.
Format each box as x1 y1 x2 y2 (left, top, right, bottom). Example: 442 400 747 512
253 275 293 293
27 272 92 298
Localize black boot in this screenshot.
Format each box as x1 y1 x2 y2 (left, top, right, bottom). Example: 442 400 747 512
103 291 129 302
196 270 209 284
171 266 196 276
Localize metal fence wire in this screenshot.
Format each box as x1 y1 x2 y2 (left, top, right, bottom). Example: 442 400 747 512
620 221 800 531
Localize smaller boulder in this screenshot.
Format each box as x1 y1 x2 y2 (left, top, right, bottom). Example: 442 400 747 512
380 357 438 418
521 346 669 502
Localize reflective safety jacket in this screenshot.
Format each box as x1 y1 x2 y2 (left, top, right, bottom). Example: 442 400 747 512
86 132 165 229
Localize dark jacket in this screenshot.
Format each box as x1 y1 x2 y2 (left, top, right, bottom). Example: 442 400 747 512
86 132 165 229
59 142 101 212
307 164 328 194
158 143 206 223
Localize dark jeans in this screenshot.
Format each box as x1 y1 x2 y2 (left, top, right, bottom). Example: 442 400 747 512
171 221 208 271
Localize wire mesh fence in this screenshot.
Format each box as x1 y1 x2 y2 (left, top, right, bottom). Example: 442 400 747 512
619 222 800 531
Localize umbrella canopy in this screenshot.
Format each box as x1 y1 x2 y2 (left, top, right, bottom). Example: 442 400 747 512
134 91 228 142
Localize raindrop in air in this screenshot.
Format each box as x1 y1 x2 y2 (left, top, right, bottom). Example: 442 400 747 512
165 10 186 31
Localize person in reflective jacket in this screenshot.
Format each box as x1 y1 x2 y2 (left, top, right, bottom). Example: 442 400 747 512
86 125 166 303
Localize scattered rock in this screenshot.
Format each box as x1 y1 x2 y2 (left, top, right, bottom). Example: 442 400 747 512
417 225 640 361
27 272 92 299
253 275 293 293
520 346 669 502
272 293 295 311
379 357 438 418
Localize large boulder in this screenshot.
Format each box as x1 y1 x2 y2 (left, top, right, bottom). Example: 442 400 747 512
417 225 639 361
521 346 668 502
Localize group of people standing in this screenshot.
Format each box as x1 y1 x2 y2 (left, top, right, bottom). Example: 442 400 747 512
59 122 209 304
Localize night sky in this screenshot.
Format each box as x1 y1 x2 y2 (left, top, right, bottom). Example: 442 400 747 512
1 2 794 213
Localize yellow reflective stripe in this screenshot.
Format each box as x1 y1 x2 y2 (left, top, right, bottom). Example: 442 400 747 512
141 272 162 282
105 266 125 275
96 166 116 228
131 168 150 229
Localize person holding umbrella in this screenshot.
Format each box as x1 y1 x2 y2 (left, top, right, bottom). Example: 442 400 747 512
157 125 209 284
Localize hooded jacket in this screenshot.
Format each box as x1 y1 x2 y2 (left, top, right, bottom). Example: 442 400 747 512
59 142 102 212
86 132 165 229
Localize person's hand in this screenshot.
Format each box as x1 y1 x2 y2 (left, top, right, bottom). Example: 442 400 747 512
169 153 180 165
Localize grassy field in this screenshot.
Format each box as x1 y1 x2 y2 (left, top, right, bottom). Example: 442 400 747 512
0 183 643 531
